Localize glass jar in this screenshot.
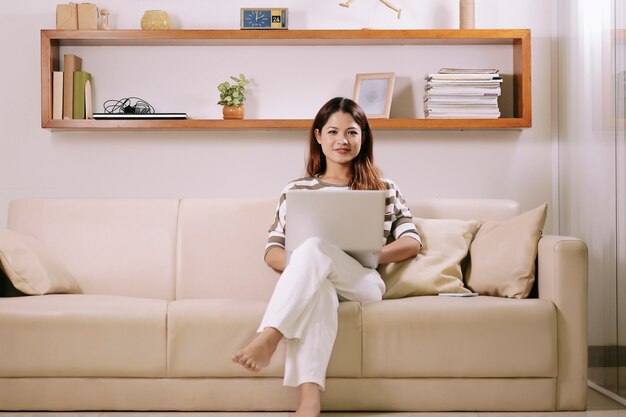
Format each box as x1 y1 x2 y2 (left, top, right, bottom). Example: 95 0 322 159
141 10 171 30
100 9 110 30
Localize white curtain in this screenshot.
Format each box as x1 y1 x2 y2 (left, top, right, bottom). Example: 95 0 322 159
557 0 624 396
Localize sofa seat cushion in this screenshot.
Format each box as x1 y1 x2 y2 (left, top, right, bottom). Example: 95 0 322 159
0 294 167 377
362 296 556 378
167 298 362 378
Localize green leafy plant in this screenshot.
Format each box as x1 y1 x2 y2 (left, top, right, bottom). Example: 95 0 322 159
217 74 250 107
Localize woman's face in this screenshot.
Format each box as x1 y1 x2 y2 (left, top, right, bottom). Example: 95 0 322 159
314 111 362 168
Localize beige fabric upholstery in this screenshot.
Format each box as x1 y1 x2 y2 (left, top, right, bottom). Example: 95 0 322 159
167 299 361 377
176 198 280 300
0 377 555 411
362 296 557 377
538 235 589 411
466 203 548 298
379 218 478 298
0 294 167 377
7 199 179 300
0 229 81 295
409 198 520 220
0 198 588 411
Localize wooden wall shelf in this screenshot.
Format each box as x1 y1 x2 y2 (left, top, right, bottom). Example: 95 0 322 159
41 29 532 131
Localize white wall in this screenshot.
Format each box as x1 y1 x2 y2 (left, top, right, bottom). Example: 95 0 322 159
0 0 556 231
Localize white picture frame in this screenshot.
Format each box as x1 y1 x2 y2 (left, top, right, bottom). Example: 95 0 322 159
352 72 395 118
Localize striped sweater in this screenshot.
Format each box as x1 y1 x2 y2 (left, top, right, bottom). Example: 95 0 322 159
265 176 421 255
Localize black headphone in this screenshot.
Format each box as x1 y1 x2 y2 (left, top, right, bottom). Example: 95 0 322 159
103 97 155 114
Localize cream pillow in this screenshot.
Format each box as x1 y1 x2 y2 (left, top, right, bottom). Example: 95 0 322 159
379 218 479 299
0 229 81 295
465 203 547 299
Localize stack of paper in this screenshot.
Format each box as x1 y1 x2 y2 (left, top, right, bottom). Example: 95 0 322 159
424 68 502 119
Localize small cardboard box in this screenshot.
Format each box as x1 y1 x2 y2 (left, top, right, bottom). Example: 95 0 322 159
78 3 98 30
56 3 78 29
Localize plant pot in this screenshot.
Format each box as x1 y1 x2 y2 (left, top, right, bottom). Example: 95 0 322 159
222 105 244 120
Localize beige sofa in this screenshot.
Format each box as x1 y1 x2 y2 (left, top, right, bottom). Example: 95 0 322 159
0 198 588 411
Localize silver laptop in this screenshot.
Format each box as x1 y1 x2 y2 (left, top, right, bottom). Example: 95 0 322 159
285 189 386 268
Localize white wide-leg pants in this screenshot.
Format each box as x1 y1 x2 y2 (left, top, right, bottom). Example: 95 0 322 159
258 237 385 390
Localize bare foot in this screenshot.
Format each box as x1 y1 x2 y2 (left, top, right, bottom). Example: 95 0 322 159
232 327 283 372
292 383 321 417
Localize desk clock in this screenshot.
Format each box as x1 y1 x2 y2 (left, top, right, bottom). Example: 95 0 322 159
241 8 288 29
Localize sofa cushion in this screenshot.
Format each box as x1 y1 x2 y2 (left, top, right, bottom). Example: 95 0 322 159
7 199 179 300
379 218 478 298
0 294 167 377
465 203 548 298
167 298 361 378
176 199 280 300
361 296 556 378
0 229 81 295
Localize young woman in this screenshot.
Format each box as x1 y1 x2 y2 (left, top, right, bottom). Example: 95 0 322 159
232 97 422 417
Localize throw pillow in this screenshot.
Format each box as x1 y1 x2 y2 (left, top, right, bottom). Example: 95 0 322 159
465 203 548 299
0 229 81 295
379 218 479 299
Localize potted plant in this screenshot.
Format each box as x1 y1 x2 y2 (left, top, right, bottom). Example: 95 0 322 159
217 73 250 120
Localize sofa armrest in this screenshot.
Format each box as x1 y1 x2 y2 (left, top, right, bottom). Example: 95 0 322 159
537 235 588 411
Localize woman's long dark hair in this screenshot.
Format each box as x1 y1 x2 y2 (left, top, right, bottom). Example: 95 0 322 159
306 97 385 191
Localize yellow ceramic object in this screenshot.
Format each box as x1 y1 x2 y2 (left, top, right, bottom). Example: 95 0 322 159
141 10 171 30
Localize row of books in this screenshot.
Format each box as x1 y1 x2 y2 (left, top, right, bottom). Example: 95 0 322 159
52 54 92 120
424 68 502 119
52 55 189 121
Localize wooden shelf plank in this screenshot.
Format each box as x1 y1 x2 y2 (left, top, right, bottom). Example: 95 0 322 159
41 29 532 131
42 29 530 46
42 118 530 131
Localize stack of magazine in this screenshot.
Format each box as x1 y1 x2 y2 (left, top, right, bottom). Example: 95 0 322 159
424 68 502 119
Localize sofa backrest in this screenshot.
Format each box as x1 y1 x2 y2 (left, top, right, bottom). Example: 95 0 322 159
7 199 180 300
174 198 521 300
175 198 280 301
409 198 520 220
5 198 521 301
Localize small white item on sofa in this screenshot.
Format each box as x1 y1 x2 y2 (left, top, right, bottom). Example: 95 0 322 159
0 229 81 295
438 292 479 297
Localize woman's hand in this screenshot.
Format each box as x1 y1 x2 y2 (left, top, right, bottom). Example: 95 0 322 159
264 247 286 272
378 236 422 265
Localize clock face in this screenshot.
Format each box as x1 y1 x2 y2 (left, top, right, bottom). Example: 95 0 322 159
244 10 271 28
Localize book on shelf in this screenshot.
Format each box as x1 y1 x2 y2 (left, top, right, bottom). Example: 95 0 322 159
424 112 501 119
426 80 503 86
438 68 500 74
426 88 501 96
85 79 93 119
424 104 499 112
63 54 82 119
426 74 502 81
72 71 92 119
424 106 500 114
424 96 499 105
52 71 64 120
92 113 188 120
